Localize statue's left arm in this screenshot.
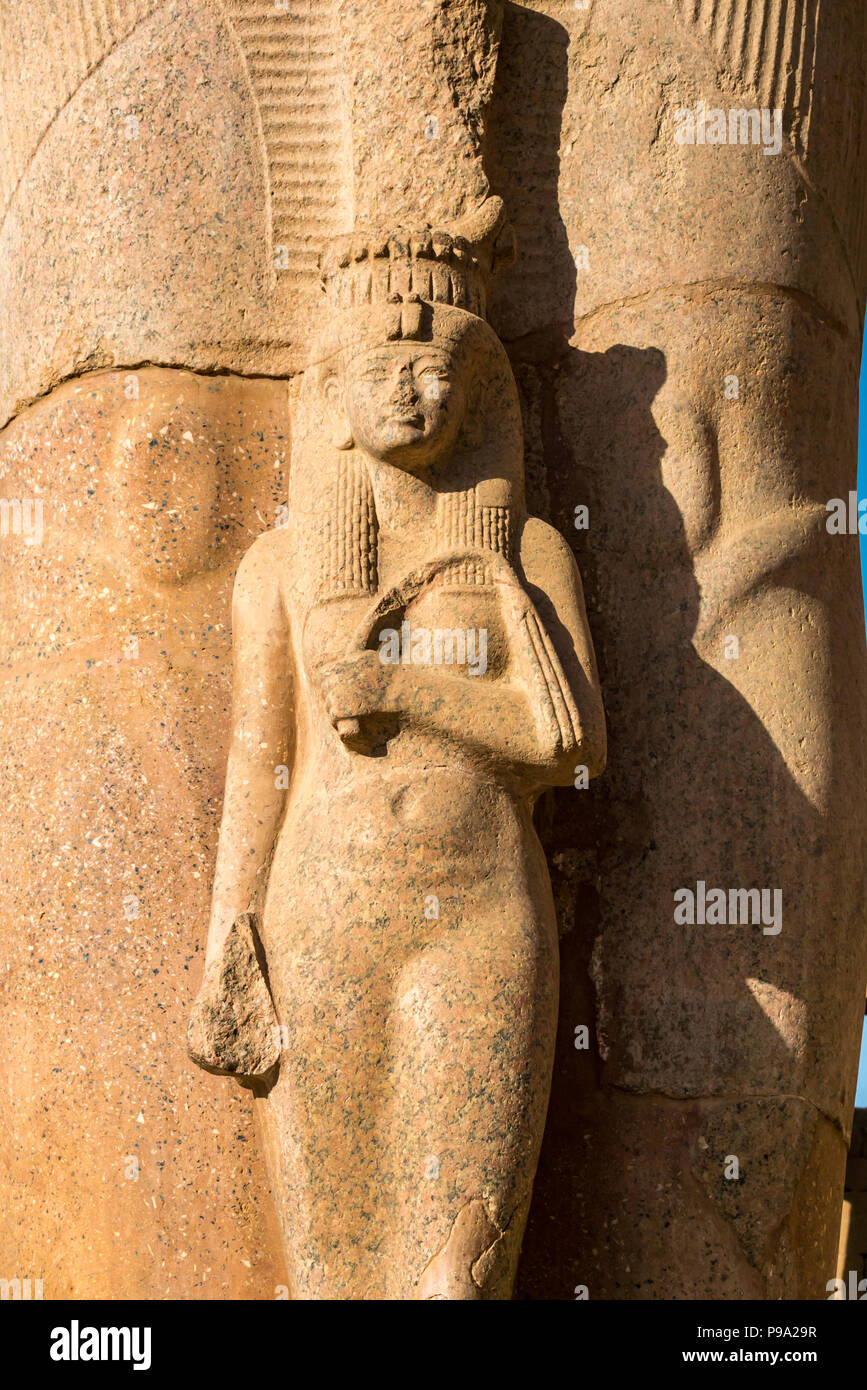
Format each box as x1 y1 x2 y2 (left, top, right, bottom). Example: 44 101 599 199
512 514 606 789
319 517 605 790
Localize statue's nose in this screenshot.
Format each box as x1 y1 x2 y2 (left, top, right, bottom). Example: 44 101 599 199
391 365 416 406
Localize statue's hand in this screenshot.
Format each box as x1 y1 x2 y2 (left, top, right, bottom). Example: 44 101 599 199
187 913 281 1080
319 649 401 728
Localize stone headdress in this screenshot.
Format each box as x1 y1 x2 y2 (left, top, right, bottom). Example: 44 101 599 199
288 0 523 599
318 198 515 335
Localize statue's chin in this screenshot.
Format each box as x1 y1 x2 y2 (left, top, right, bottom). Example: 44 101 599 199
363 427 440 471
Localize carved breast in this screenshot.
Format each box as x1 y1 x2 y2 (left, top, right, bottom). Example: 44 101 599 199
401 577 512 680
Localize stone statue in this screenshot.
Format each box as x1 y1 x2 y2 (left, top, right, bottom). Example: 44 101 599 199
4 0 867 1305
187 205 606 1298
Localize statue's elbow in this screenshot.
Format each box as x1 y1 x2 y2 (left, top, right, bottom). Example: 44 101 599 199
549 717 606 787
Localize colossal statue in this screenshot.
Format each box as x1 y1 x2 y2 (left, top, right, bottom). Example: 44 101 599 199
1 0 866 1302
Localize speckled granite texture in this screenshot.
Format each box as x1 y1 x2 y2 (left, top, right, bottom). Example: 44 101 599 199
0 368 289 1296
1 0 867 1300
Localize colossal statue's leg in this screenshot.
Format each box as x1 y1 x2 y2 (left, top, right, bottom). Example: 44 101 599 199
0 0 310 1293
490 0 867 1298
0 367 289 1295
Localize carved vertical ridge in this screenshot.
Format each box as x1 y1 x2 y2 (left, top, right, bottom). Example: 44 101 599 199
222 0 352 286
435 494 513 573
321 453 377 597
673 0 821 150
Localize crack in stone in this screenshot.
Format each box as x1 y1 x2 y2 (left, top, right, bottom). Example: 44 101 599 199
417 1197 507 1300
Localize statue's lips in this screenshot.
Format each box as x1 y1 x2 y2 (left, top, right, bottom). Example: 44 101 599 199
386 414 424 428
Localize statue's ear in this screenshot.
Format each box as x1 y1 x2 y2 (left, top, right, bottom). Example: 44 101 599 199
323 374 354 451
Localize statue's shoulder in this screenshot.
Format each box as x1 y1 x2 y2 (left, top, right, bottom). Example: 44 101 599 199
517 513 580 578
232 527 291 607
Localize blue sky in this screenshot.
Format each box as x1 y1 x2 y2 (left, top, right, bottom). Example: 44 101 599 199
857 336 867 1106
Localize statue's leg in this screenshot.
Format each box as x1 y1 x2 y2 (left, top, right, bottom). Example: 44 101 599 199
259 808 559 1300
385 898 559 1300
519 290 867 1298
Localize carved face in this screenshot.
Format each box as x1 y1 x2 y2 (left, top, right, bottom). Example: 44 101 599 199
336 341 467 470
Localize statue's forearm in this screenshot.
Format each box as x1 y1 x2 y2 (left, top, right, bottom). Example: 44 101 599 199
397 668 595 783
205 754 286 968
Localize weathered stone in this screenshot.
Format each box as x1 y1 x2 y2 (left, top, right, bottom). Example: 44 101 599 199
1 0 866 1304
187 913 280 1077
836 1109 867 1296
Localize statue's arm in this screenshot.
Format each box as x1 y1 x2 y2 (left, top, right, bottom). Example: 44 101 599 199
513 514 606 787
406 516 604 786
204 533 293 970
319 519 605 788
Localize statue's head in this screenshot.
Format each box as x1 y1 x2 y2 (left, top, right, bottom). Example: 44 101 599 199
309 207 516 475
290 210 524 601
322 301 478 473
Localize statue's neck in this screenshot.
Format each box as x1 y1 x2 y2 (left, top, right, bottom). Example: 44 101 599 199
366 457 439 537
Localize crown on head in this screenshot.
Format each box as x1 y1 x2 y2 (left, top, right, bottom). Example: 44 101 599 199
317 197 516 335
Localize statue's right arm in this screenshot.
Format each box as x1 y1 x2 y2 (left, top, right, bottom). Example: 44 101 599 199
204 532 293 970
